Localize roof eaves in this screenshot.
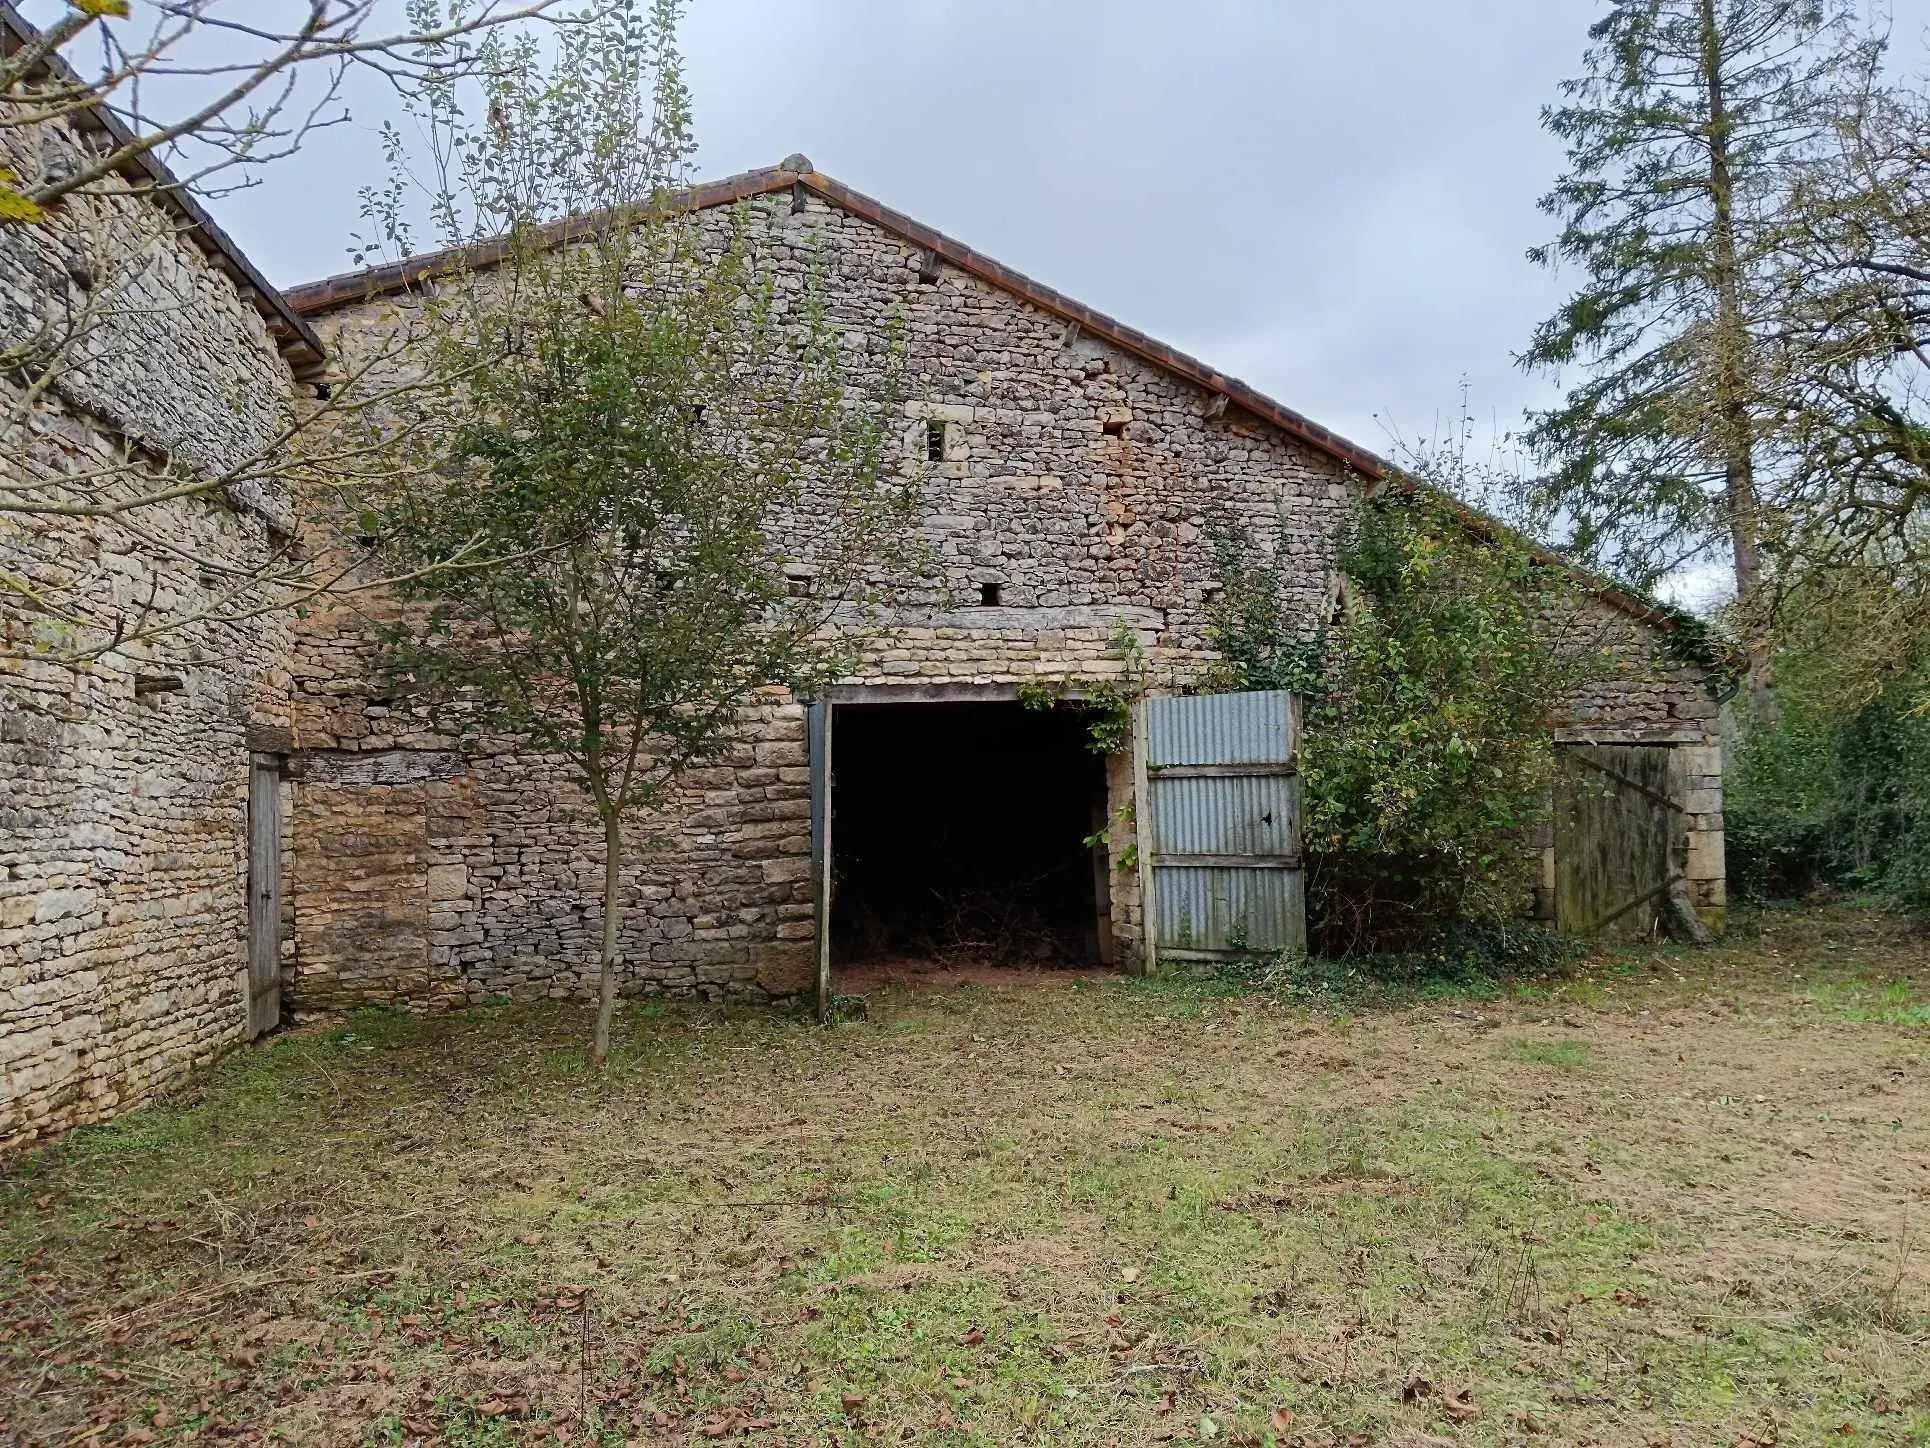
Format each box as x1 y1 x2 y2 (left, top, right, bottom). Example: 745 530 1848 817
0 1 327 378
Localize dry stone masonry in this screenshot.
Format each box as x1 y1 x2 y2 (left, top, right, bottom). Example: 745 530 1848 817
2 151 1729 1147
1 99 303 1149
278 170 1727 1010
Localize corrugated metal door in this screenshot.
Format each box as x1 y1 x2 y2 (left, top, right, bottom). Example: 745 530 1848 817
1143 691 1304 963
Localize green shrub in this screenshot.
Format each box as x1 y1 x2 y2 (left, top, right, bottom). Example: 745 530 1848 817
1208 492 1601 958
1728 655 1930 909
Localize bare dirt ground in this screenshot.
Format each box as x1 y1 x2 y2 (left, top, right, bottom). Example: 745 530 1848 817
2 904 1927 1446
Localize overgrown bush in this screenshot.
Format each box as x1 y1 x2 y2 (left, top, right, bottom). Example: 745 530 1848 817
1206 917 1581 1001
1728 655 1930 910
1208 492 1599 957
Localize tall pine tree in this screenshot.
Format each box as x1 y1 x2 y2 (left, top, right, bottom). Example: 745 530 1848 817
1522 0 1858 722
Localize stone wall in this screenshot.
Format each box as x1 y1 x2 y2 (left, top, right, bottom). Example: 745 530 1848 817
282 189 1363 1005
280 187 1728 1009
0 104 298 1148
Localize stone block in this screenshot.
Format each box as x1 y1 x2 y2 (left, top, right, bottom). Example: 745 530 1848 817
1686 830 1726 881
425 864 469 902
754 945 815 997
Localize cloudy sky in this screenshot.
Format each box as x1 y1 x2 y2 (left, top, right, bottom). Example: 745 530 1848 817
47 2 1930 525
244 1 1617 456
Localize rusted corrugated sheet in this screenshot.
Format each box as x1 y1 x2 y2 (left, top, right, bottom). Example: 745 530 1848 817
1154 867 1305 957
1147 774 1299 858
1145 691 1304 959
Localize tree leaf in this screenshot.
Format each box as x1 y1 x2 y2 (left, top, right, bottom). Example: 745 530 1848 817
0 176 46 225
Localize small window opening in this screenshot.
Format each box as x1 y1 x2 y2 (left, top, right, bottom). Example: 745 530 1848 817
687 402 707 425
926 420 946 463
918 250 943 285
979 581 1001 607
1102 417 1127 439
788 575 814 598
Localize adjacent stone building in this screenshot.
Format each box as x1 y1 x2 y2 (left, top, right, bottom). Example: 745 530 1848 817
1 131 1728 1145
0 2 326 1148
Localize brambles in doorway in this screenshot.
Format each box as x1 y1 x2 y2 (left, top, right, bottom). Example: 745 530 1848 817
1084 799 1140 873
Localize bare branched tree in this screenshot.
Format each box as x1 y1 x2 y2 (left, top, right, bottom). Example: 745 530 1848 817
0 1 562 697
1763 44 1930 690
0 0 560 217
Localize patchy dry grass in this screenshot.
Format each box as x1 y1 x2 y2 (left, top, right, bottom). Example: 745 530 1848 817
3 904 1929 1446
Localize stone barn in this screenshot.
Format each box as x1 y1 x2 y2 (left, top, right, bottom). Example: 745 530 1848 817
0 108 1726 1144
269 157 1730 1019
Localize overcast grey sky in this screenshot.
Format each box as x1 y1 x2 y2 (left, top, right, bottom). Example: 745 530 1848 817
181 3 1930 473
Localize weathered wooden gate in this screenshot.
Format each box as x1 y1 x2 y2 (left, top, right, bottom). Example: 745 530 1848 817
1554 743 1686 939
246 755 283 1038
1140 691 1304 965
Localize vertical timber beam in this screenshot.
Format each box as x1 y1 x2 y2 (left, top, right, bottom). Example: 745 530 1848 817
1132 697 1157 977
246 753 284 1039
808 701 835 1023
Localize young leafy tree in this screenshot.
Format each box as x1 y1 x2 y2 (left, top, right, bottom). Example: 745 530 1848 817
1522 0 1865 723
375 2 917 1065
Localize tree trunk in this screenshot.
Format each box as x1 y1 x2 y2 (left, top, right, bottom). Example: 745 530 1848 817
591 809 623 1069
1701 0 1779 727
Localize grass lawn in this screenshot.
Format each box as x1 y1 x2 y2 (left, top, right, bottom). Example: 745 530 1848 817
3 904 1928 1446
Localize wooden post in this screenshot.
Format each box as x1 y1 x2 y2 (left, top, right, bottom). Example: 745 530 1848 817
808 701 835 1023
1132 697 1157 977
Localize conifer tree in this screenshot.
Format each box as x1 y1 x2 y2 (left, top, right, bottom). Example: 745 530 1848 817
1522 0 1859 722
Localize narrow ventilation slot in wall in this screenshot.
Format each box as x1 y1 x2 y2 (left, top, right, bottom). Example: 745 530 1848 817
1102 417 1127 439
926 420 946 463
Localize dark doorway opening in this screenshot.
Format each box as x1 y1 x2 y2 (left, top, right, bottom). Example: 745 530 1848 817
831 702 1110 967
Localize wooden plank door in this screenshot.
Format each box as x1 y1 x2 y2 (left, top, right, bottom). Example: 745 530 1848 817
247 755 283 1038
1554 744 1684 938
1142 691 1304 966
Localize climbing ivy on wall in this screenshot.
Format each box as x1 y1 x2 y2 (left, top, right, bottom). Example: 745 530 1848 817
1208 493 1605 956
1018 621 1148 756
